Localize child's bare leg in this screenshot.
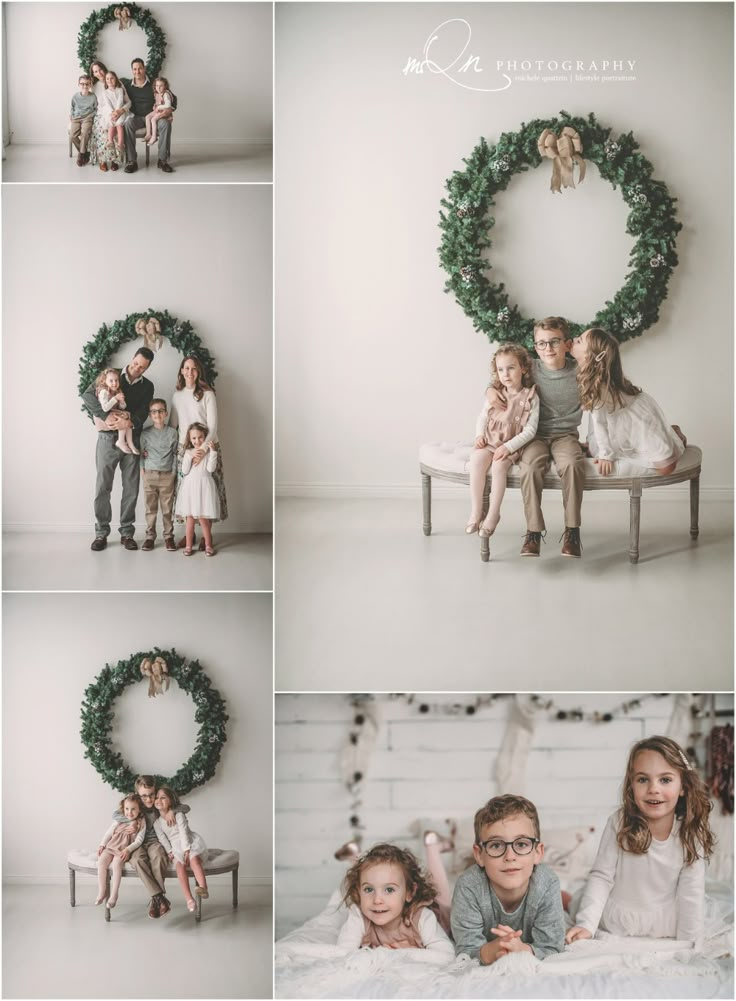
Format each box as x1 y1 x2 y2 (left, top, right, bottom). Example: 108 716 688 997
175 860 194 902
115 124 124 149
190 854 208 894
481 457 513 535
468 448 493 527
116 429 131 453
125 426 140 455
96 850 113 903
144 111 154 141
107 855 125 906
185 516 196 552
107 125 115 146
200 517 213 550
424 839 452 935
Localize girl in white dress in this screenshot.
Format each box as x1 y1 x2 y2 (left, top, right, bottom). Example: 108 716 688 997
566 736 714 949
337 843 454 954
153 786 209 913
100 71 131 156
95 368 139 454
570 328 685 476
175 422 220 556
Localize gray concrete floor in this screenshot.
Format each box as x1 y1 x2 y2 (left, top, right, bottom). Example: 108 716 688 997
275 495 733 691
3 532 272 591
2 883 272 998
2 142 272 183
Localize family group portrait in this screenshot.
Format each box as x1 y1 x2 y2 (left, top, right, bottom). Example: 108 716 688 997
275 692 734 999
3 591 273 999
1 1 273 183
274 1 733 690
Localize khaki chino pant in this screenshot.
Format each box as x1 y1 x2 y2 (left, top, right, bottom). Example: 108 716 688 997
70 114 94 154
519 434 585 532
128 840 167 896
143 470 176 539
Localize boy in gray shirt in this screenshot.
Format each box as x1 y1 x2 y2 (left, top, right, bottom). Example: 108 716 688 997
140 399 179 551
69 75 97 166
450 794 565 964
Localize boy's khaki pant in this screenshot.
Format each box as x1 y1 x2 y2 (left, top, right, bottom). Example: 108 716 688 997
128 841 167 896
519 434 585 532
143 470 176 539
70 114 94 153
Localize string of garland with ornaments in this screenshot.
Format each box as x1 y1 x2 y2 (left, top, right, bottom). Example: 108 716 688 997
77 4 167 80
78 310 218 419
438 111 682 349
80 649 228 795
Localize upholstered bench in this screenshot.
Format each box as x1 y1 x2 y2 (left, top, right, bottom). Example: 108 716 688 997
419 442 702 563
67 847 239 923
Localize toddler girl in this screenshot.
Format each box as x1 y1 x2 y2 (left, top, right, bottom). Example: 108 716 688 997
95 368 139 454
100 71 131 158
336 842 454 953
566 735 714 949
467 344 539 538
570 328 685 476
175 422 220 556
153 786 209 912
145 77 174 146
96 793 146 909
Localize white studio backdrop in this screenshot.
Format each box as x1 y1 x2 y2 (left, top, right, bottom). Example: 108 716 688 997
3 592 273 885
3 183 272 533
275 2 733 495
275 692 735 936
4 1 272 144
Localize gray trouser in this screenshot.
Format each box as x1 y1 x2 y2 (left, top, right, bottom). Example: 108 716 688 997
94 433 140 539
124 114 171 163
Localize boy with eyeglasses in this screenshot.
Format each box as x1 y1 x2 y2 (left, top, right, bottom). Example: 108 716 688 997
140 399 179 551
450 794 565 964
489 316 585 557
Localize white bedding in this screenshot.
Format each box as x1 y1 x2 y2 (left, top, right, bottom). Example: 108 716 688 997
275 886 734 999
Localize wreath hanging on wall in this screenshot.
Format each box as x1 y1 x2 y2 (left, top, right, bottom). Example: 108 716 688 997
77 4 167 81
77 309 218 419
438 111 682 349
80 649 229 794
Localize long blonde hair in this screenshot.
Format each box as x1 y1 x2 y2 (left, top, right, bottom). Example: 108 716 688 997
618 736 714 865
577 328 641 411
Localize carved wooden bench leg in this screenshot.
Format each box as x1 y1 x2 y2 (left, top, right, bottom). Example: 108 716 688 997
232 866 239 907
69 867 76 907
104 871 111 920
690 474 700 540
195 894 202 923
629 481 642 564
421 473 432 536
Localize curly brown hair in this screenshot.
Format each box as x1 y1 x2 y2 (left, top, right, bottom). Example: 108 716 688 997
473 794 541 842
155 785 182 810
176 356 214 402
618 736 715 865
489 343 535 396
342 843 437 923
95 367 122 394
117 793 145 820
576 328 641 412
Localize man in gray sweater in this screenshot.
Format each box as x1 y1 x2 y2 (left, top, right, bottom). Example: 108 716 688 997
450 794 565 964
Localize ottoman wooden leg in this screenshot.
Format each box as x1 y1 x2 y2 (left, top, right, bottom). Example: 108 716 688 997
421 473 432 536
480 480 490 522
195 894 202 923
104 871 111 920
69 867 76 907
629 482 642 564
690 474 700 540
232 866 239 908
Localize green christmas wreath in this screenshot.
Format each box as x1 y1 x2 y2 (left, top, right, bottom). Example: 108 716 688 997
78 309 218 420
77 4 167 81
81 649 228 794
438 111 682 349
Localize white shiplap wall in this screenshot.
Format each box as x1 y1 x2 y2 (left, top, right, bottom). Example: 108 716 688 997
275 693 734 937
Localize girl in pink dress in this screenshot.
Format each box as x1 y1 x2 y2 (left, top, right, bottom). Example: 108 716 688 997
96 794 146 909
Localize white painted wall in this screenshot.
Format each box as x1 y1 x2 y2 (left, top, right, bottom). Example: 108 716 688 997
3 592 273 885
275 2 733 494
4 1 272 143
275 692 734 937
2 183 272 533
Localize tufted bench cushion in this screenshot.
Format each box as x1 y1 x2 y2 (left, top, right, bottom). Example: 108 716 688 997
419 442 702 563
68 847 239 922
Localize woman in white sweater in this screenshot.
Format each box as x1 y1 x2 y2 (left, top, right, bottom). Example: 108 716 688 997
169 356 228 548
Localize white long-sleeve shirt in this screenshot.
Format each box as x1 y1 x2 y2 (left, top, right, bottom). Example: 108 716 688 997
169 388 218 446
336 903 455 956
575 812 705 948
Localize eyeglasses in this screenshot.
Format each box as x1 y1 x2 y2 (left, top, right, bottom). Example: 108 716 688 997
534 338 563 350
477 837 539 857
149 409 167 414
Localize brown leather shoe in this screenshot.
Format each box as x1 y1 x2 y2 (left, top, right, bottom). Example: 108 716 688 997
520 531 543 557
76 154 84 166
158 160 174 173
142 538 154 551
90 537 107 552
121 536 138 551
158 895 171 917
148 895 161 919
99 162 108 171
165 537 176 552
560 527 582 558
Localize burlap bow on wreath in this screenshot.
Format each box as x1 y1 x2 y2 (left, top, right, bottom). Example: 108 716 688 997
135 316 163 351
114 6 132 29
537 127 586 193
140 656 170 697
